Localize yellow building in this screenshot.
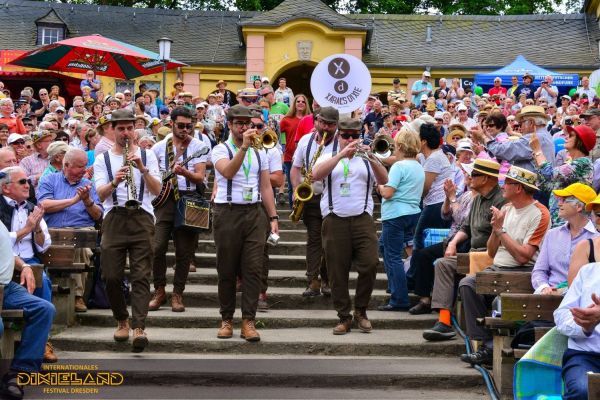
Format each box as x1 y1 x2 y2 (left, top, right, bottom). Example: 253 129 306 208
1 0 599 102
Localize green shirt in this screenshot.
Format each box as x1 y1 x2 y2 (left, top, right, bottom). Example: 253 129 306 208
270 102 289 117
459 184 507 250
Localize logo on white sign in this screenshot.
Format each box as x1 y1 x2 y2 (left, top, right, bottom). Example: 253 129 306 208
311 54 372 114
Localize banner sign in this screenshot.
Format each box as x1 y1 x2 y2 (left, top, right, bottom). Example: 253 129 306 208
310 54 371 114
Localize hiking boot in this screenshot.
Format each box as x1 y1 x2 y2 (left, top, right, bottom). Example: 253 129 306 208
171 292 185 312
113 319 130 342
132 328 148 353
74 296 87 313
353 309 372 333
217 320 233 339
257 292 268 312
302 279 321 297
422 321 456 341
461 346 493 366
189 263 197 272
409 301 432 315
148 286 166 311
43 341 57 363
240 319 260 342
321 281 331 297
333 318 352 335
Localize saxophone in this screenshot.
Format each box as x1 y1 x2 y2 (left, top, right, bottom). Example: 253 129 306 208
123 138 141 210
289 131 328 223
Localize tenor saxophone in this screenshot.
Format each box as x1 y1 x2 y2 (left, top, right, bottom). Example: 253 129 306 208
289 131 328 223
123 138 141 210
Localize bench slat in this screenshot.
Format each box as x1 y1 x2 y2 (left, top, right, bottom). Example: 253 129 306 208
501 293 562 322
589 373 600 400
39 246 77 266
48 229 98 248
476 271 533 295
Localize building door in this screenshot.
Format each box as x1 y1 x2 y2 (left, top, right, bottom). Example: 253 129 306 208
273 63 315 104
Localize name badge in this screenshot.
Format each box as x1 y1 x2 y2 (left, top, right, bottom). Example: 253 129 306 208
242 186 254 201
340 182 351 197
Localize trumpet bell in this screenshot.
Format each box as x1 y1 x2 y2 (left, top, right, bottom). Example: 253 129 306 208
294 182 314 202
261 130 278 149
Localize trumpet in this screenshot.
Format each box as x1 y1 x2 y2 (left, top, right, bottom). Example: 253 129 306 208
372 135 395 159
250 127 278 150
123 138 141 210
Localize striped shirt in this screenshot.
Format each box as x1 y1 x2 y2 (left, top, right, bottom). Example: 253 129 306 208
20 153 49 187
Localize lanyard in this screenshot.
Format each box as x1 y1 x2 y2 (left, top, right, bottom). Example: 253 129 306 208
229 139 252 182
340 159 350 181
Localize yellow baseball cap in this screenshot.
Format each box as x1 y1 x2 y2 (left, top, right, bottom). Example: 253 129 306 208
553 183 597 209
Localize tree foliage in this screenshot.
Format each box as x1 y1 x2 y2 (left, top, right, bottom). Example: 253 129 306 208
42 0 584 13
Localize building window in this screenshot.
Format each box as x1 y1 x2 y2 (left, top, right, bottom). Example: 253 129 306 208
37 26 63 45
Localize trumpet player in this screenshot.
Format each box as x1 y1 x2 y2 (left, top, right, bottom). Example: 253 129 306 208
94 109 161 352
290 106 339 297
211 105 279 341
312 117 388 335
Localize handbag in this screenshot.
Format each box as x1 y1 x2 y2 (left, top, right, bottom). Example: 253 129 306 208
174 193 211 232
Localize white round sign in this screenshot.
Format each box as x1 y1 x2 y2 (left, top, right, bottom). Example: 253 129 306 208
310 53 372 114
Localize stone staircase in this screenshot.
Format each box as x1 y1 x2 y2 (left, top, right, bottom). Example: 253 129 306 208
48 180 487 399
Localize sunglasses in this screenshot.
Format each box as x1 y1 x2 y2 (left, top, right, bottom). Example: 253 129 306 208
12 178 28 185
595 212 600 218
176 123 194 130
251 123 264 130
58 138 69 142
23 123 34 127
296 100 306 104
88 120 98 125
565 119 574 126
55 110 65 114
340 132 361 140
11 140 25 145
484 124 496 129
470 172 484 178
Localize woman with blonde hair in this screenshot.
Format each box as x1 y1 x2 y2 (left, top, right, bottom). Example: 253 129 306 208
143 91 158 118
377 128 425 311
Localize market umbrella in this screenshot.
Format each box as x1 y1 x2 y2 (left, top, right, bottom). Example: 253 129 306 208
9 34 186 79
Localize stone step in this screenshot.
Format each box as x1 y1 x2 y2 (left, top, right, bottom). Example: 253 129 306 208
162 268 390 290
51 327 465 357
196 229 382 241
77 308 435 330
43 352 484 393
276 208 382 219
147 284 397 309
174 240 308 256
172 253 385 273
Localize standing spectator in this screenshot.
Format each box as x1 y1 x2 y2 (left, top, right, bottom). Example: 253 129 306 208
508 75 519 98
577 76 598 100
212 80 236 108
582 108 600 164
280 94 311 207
377 129 425 311
364 100 384 137
80 70 101 100
260 85 289 119
411 71 433 106
143 92 158 118
535 75 559 107
21 131 55 188
451 104 477 130
388 78 406 103
447 78 465 102
434 78 449 100
514 73 537 100
0 99 25 134
50 85 66 107
274 77 294 107
488 77 507 105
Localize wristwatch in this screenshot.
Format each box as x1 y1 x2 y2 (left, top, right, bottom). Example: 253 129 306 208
269 215 279 221
449 198 457 204
22 263 31 269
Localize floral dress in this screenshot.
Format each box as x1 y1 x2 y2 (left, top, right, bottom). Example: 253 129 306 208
537 156 593 227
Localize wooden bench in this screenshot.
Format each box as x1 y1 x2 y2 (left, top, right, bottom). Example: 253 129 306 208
589 373 600 400
40 228 98 326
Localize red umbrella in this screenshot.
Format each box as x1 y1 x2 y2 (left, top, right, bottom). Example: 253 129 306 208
9 34 186 79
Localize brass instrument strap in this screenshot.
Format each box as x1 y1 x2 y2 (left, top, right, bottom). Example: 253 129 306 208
305 133 316 172
166 138 180 201
104 149 147 206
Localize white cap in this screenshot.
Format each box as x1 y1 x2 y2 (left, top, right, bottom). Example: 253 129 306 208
420 94 428 101
481 93 491 98
123 89 132 94
56 106 66 112
7 133 24 144
261 76 269 83
456 138 474 153
423 70 431 77
460 162 475 176
195 103 205 109
561 95 571 101
434 111 444 119
457 104 468 111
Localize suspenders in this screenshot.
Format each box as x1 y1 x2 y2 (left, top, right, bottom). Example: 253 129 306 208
164 141 192 191
223 143 262 204
305 133 316 171
104 149 147 206
326 138 372 214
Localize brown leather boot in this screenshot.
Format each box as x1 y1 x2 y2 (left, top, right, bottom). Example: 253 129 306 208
148 286 166 311
43 341 58 363
217 319 233 339
74 296 87 313
333 318 352 335
132 328 148 353
302 278 321 297
354 309 372 333
171 292 185 312
114 319 130 342
189 263 197 272
240 319 260 342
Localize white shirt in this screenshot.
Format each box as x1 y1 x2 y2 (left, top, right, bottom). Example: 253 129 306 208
0 220 15 285
93 147 160 218
274 87 294 106
152 137 209 191
555 263 600 352
316 154 374 218
265 146 283 174
422 149 453 206
4 196 51 259
450 117 477 130
193 133 213 186
293 132 334 195
211 142 269 204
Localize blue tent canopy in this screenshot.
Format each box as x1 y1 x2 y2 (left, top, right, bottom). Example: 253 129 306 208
474 56 579 87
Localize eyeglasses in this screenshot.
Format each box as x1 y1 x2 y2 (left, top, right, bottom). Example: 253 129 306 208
40 93 48 96
484 124 496 129
594 212 600 218
11 178 28 185
565 119 574 126
339 132 361 140
176 123 194 130
296 100 306 104
58 137 69 142
55 110 65 114
251 123 264 130
11 140 25 146
88 120 98 125
233 121 250 128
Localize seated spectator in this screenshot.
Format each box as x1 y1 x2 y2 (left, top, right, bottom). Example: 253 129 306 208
41 141 69 178
38 148 102 313
0 98 26 134
532 183 598 295
0 123 8 147
8 134 28 162
410 163 476 315
459 166 550 366
568 193 600 284
20 130 55 189
554 263 600 399
422 159 506 340
0 216 55 400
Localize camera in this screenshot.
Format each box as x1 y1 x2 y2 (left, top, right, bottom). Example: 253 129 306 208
267 232 280 246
